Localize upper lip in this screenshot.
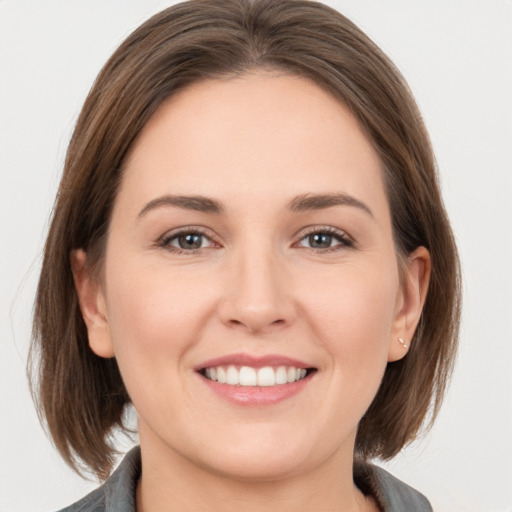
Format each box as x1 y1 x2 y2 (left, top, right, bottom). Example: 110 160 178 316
195 353 314 371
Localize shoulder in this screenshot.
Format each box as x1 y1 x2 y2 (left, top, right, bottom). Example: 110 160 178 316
55 447 141 512
56 488 105 512
355 462 433 512
372 465 432 511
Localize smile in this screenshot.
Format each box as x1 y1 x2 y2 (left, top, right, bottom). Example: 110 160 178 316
196 354 317 404
202 365 311 387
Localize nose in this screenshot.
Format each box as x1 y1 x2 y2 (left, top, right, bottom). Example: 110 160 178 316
217 243 297 335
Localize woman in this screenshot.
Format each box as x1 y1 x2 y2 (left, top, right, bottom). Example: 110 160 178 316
30 0 460 510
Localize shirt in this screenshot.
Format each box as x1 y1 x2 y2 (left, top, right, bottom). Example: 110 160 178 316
57 446 432 512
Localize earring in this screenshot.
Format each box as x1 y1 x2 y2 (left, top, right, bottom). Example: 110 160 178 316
397 337 409 349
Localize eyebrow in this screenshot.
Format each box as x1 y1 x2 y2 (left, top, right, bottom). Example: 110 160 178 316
138 195 223 218
137 192 373 218
287 193 373 217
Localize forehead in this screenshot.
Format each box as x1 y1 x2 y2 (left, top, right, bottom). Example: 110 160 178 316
119 72 387 215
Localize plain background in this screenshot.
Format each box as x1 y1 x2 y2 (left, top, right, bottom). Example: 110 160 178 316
1 1 511 511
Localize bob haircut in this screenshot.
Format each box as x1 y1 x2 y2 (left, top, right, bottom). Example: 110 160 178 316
30 0 461 479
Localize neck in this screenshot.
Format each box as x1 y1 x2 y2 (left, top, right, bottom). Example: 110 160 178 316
135 429 376 512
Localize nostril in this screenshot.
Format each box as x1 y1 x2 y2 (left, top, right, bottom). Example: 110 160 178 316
227 317 288 334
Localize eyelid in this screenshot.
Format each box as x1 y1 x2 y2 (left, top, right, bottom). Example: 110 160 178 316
293 225 355 250
155 224 354 254
157 226 220 252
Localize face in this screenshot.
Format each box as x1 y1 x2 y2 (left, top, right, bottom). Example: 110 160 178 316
75 72 427 481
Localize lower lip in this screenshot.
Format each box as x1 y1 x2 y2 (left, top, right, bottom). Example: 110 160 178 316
199 374 314 406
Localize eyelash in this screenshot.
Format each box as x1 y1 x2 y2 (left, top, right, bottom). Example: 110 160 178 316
158 227 217 255
157 226 354 255
294 226 354 252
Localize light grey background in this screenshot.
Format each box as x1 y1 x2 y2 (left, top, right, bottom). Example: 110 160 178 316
1 1 511 511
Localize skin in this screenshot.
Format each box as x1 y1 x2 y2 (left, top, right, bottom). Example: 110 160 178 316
73 72 430 512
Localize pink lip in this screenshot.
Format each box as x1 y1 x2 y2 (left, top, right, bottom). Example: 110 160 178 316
195 353 312 371
195 353 316 406
200 377 313 406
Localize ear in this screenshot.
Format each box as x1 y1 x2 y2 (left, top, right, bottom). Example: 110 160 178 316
388 246 431 362
71 249 115 358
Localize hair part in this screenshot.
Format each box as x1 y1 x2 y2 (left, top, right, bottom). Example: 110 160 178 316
29 0 461 478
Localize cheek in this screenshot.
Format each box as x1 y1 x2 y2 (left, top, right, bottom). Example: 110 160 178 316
299 259 399 369
287 259 400 442
101 261 221 422
102 261 214 377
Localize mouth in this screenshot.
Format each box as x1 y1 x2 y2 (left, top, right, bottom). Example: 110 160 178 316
199 365 316 387
195 354 317 404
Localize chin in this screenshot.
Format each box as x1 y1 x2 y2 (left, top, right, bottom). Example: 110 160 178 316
201 448 312 483
185 424 346 483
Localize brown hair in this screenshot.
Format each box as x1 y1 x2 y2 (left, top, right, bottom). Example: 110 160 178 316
29 0 461 479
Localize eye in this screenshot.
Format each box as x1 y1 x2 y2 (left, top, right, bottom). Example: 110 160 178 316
159 229 216 253
296 227 353 251
173 233 208 250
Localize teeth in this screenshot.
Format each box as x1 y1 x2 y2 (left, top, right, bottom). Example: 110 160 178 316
257 367 275 386
217 367 227 384
239 366 257 386
275 366 288 385
226 365 239 385
203 365 310 386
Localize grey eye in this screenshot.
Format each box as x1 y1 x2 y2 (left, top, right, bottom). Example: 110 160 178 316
296 229 353 251
175 233 205 249
159 227 218 253
307 233 334 249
